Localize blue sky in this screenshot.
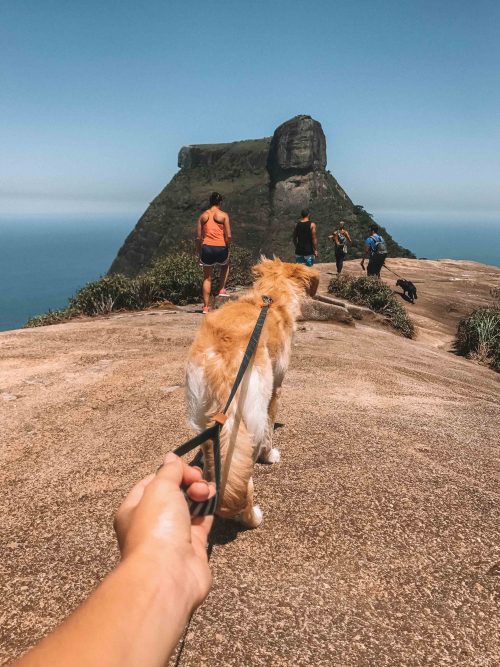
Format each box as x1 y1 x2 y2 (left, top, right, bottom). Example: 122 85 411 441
1 0 499 218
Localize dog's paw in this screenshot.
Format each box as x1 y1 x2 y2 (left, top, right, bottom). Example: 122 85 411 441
258 447 281 464
249 505 263 528
266 447 281 463
238 504 263 529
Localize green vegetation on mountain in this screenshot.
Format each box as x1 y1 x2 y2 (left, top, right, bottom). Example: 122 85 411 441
328 274 415 338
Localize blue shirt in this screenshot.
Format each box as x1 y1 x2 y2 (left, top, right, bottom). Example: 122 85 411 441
365 234 384 258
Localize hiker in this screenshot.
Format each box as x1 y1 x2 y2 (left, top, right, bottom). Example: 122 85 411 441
12 453 215 667
196 192 232 314
293 209 318 267
328 221 352 274
361 224 387 278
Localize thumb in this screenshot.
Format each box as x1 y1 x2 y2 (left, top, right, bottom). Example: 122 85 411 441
155 452 183 487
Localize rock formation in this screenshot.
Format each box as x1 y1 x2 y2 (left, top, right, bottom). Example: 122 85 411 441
110 115 413 276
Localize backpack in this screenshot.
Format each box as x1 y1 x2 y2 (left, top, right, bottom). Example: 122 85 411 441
373 235 387 256
335 231 348 255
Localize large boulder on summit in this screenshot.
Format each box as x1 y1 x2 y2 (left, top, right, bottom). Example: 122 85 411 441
109 115 414 276
267 115 326 180
267 115 337 213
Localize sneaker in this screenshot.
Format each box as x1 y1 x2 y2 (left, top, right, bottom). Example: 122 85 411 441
218 288 228 296
202 306 210 314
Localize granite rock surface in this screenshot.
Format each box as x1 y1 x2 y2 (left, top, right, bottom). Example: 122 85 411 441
2 259 499 666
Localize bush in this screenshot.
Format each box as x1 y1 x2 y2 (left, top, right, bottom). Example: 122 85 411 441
128 274 162 310
455 307 500 372
68 274 134 315
329 275 415 338
24 308 75 328
148 252 202 305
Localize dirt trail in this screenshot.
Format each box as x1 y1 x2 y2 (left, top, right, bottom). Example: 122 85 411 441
1 260 499 665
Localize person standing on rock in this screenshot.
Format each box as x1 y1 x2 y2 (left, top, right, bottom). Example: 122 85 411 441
329 221 352 274
361 224 388 278
196 192 232 314
293 209 318 267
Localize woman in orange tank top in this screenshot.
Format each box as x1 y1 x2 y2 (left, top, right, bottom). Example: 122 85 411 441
195 192 232 313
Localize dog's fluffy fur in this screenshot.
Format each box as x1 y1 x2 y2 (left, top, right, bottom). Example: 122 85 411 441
186 258 319 527
396 278 417 303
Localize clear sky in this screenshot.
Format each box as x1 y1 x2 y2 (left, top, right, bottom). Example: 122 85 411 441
1 0 499 218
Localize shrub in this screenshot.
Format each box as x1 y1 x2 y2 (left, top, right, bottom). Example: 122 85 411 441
148 252 202 305
329 275 415 338
24 308 75 328
68 274 134 315
128 274 162 310
226 245 254 288
455 307 500 372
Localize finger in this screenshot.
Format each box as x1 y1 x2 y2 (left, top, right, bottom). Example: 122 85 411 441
155 452 183 487
185 480 210 502
190 482 216 530
180 463 205 487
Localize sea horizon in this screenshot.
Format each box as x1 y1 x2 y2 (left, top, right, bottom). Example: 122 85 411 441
1 210 499 333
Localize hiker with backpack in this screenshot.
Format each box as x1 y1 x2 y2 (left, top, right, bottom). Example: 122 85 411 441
361 224 387 277
328 221 352 274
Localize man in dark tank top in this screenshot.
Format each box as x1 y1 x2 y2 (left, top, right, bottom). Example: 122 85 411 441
293 209 318 267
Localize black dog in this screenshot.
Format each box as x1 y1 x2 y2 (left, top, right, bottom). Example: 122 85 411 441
396 279 417 303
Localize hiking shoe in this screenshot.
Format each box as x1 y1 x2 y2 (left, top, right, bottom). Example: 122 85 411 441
218 288 228 296
202 306 210 314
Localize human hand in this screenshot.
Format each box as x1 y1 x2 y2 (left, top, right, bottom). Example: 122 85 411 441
114 452 215 610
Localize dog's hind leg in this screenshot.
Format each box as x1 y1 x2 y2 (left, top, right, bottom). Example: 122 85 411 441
258 386 282 463
241 358 278 464
239 477 263 528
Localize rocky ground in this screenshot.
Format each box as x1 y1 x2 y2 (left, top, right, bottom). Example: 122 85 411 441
1 259 499 666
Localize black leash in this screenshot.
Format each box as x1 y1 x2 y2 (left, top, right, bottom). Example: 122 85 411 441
172 295 273 517
382 264 404 279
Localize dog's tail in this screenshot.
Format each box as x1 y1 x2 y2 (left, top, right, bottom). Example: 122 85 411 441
202 404 255 518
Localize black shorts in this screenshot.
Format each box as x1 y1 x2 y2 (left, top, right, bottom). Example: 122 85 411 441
367 255 386 276
200 245 229 266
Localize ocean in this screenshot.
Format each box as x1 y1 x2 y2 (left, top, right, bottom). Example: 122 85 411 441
0 216 136 332
374 210 500 267
0 212 499 332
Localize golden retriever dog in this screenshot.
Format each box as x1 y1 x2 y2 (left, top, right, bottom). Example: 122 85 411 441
185 258 319 527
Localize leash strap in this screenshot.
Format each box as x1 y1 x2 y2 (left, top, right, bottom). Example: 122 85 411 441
382 264 403 279
171 296 272 517
223 295 272 413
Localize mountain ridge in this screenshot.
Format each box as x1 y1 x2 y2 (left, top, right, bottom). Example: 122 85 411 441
110 115 414 276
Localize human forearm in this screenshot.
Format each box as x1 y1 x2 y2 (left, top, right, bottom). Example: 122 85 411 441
311 226 318 254
15 553 194 667
15 455 214 667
